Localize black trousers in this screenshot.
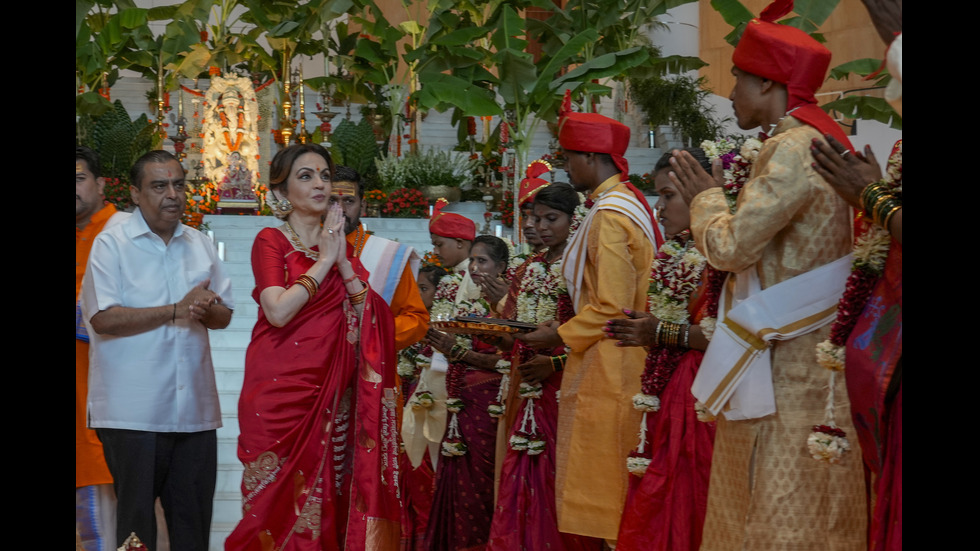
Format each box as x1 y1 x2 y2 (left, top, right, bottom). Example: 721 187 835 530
96 428 217 551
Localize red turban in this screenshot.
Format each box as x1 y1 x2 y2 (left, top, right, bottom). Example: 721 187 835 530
733 0 853 149
558 112 631 178
555 90 661 247
429 198 476 241
519 159 552 206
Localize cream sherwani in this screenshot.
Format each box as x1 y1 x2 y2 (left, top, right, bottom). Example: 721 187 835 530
692 117 867 550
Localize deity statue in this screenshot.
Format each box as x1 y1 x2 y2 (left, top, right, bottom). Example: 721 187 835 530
201 74 260 208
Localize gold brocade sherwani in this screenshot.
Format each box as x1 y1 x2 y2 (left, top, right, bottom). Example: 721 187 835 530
691 118 867 550
556 177 654 540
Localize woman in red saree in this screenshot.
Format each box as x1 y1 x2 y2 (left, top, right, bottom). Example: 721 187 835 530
812 136 902 550
488 183 601 551
227 144 400 550
424 236 509 551
604 150 722 551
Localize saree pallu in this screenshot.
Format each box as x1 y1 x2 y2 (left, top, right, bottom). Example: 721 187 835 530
425 367 502 551
616 350 715 551
846 241 902 550
227 228 399 550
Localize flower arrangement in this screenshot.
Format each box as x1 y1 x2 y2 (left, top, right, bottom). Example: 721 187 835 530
495 190 515 227
629 172 657 193
422 250 443 268
103 177 133 211
187 179 219 211
364 189 387 204
382 188 429 218
182 211 205 229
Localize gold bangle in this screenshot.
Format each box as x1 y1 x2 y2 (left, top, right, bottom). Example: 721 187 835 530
295 274 319 300
880 203 901 232
348 286 368 305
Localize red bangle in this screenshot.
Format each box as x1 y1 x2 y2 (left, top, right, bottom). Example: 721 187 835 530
343 274 358 284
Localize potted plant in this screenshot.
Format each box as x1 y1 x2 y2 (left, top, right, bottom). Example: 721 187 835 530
397 148 478 203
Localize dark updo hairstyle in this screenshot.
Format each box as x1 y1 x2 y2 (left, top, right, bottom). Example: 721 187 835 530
533 182 580 217
472 235 509 267
654 147 711 174
268 143 335 194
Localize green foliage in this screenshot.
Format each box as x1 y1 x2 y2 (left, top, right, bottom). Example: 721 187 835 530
828 58 891 87
77 99 156 182
711 0 839 45
630 75 724 146
824 57 900 130
822 96 901 130
331 117 381 185
376 148 477 191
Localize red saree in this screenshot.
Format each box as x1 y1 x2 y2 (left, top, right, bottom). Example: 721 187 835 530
489 251 601 550
227 228 400 550
424 342 502 551
616 349 715 550
616 260 718 551
846 241 902 550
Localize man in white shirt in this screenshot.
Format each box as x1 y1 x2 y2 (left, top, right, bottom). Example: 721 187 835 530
82 150 234 551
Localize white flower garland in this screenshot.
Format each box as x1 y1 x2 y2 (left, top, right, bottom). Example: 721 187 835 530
514 255 565 325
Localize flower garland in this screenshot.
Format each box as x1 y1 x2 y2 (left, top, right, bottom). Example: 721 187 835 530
398 341 433 400
700 137 763 213
628 234 708 475
628 137 758 474
429 269 464 321
810 140 902 464
505 250 574 455
685 137 760 422
440 285 494 458
514 251 568 326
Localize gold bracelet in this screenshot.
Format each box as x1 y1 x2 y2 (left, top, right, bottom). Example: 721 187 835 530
295 274 319 300
880 203 901 232
348 286 368 305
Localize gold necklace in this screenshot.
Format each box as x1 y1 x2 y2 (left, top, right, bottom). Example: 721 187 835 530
284 221 319 260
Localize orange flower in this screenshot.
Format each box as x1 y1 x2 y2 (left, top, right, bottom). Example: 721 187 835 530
209 66 221 76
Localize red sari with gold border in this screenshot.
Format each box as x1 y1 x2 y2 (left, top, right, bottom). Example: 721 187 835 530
227 228 400 550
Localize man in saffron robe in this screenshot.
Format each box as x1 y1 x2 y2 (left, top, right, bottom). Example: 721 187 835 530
76 146 119 551
331 165 428 350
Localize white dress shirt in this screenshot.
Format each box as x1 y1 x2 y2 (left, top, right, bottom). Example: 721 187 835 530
82 209 234 432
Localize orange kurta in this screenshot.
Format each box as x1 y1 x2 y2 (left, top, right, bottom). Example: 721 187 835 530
555 177 654 540
76 202 116 488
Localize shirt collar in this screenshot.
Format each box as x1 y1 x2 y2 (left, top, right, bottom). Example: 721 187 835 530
126 207 185 243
